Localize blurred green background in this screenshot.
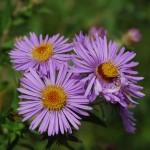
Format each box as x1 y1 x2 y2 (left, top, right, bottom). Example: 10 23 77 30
0 0 150 150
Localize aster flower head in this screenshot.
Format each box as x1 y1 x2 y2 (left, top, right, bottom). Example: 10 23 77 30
71 32 144 108
17 61 92 136
88 26 108 39
9 32 72 74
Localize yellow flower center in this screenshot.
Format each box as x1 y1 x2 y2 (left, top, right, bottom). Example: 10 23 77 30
32 43 53 62
97 62 118 82
42 85 67 111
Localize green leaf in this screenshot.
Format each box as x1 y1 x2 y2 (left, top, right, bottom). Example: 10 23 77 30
18 5 33 19
82 112 107 127
67 135 82 143
19 143 35 150
44 136 56 150
0 0 12 35
13 18 25 26
1 40 13 49
42 131 81 150
63 143 75 150
6 135 19 150
37 7 52 15
7 112 22 123
9 133 17 143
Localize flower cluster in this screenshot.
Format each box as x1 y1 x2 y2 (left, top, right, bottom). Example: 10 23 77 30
9 29 144 136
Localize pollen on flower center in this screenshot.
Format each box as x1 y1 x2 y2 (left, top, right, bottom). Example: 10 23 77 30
42 85 67 111
97 62 118 82
32 43 53 62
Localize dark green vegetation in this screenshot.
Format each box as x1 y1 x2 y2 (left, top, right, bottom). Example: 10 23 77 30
0 0 150 150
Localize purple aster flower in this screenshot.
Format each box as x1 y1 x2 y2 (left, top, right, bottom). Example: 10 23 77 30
17 61 92 136
71 33 144 108
9 32 72 74
123 28 142 44
119 106 136 133
88 27 108 39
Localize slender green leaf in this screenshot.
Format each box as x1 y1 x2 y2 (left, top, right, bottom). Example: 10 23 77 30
82 112 107 127
68 135 82 143
0 0 12 34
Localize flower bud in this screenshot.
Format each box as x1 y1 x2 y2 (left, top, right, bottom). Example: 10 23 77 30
123 28 142 44
88 27 108 39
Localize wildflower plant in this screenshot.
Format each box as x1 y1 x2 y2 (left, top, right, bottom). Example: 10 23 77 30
17 61 92 136
9 33 72 74
71 32 144 132
8 28 144 149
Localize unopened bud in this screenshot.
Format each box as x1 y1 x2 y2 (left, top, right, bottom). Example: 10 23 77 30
123 28 142 45
88 27 108 40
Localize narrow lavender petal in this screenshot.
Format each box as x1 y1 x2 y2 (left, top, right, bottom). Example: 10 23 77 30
84 76 96 96
22 108 42 122
60 110 71 131
56 63 68 85
19 95 40 101
18 105 42 114
63 109 79 130
30 109 47 130
68 103 92 110
39 110 51 133
55 111 59 134
65 107 81 120
17 88 41 98
49 60 55 85
119 107 136 133
48 34 60 44
58 113 65 134
68 105 90 116
48 111 55 136
29 68 46 87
